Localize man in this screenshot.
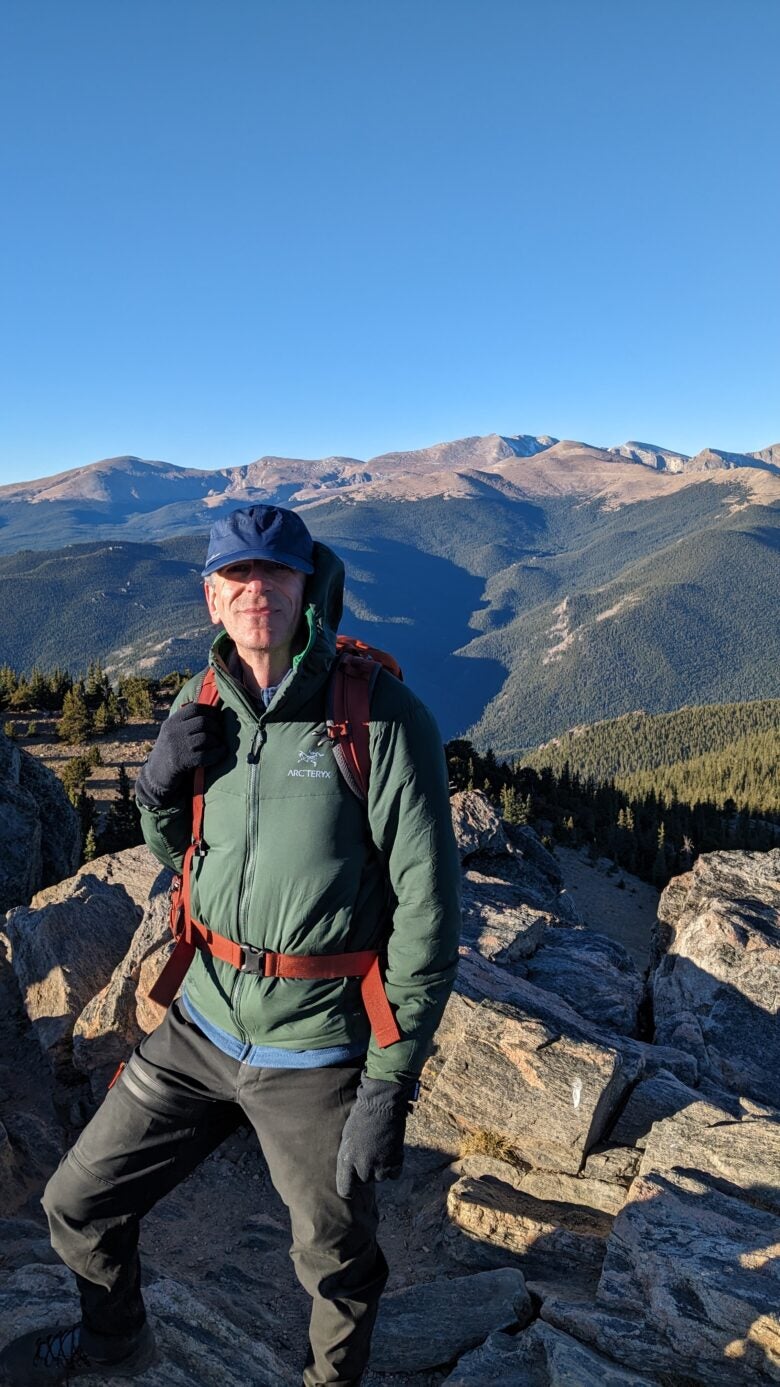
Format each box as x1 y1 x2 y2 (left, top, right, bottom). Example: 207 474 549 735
0 504 461 1386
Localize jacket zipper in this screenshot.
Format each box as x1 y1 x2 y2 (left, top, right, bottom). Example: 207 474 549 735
231 722 267 1041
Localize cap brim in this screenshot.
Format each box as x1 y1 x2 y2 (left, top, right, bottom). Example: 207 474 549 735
202 547 315 579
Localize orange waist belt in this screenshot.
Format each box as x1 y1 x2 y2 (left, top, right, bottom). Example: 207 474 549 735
149 860 402 1050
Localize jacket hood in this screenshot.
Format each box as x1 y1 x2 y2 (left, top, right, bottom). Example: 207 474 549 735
303 541 345 658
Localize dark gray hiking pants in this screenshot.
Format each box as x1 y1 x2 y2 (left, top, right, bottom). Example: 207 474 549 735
41 1002 387 1387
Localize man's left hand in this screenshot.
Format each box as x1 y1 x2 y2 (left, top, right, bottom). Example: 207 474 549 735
336 1075 417 1199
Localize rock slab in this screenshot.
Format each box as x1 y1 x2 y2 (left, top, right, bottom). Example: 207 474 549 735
4 875 140 1059
442 1320 660 1386
522 925 644 1037
446 1170 612 1288
542 1169 780 1385
639 1097 780 1215
429 994 637 1173
0 733 79 914
72 872 173 1095
0 1264 295 1386
653 848 780 1108
370 1267 532 1371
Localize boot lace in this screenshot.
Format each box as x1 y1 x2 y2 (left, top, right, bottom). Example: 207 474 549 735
33 1325 91 1375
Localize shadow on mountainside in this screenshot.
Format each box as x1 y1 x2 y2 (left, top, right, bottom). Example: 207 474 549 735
339 537 507 739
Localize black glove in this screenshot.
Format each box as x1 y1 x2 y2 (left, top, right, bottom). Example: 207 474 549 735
135 703 226 808
336 1075 418 1199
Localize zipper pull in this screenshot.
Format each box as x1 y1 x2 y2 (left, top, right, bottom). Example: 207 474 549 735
247 726 266 765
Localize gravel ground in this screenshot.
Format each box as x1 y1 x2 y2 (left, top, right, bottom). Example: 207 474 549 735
555 845 659 971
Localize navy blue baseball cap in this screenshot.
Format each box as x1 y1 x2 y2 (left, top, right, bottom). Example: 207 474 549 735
202 504 315 579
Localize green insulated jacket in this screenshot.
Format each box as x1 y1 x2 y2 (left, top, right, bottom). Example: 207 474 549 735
138 542 462 1084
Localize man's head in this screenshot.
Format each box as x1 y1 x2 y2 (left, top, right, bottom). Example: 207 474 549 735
203 505 314 668
202 504 314 581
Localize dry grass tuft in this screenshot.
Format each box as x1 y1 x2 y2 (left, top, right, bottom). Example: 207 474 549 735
458 1129 523 1168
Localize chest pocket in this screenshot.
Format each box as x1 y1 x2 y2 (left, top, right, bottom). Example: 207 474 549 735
260 723 343 801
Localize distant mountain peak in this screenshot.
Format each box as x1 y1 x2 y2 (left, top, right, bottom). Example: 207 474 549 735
609 442 690 473
499 434 558 457
687 447 780 476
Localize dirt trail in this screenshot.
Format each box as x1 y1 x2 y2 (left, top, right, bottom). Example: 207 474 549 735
555 846 659 972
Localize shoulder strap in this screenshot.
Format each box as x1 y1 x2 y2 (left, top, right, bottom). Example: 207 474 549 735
327 653 381 803
191 668 221 849
327 638 403 803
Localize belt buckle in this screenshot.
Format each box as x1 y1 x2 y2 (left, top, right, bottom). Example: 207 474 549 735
239 945 265 975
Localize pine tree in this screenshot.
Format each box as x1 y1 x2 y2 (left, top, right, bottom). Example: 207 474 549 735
26 667 48 708
83 827 99 862
59 683 91 744
652 822 668 887
46 667 72 711
8 676 31 710
0 665 17 709
118 676 154 721
500 784 522 824
93 689 121 735
59 753 96 803
85 660 112 704
71 788 96 844
99 764 142 853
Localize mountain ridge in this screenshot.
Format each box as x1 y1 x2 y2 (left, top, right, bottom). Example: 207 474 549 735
2 428 778 512
1 429 778 751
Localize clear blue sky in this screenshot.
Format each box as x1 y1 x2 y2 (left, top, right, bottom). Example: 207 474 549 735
1 0 778 483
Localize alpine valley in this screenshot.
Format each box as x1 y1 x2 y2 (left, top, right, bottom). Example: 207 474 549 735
1 433 779 753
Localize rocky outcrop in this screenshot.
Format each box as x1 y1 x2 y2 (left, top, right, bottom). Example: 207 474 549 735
450 789 510 859
652 848 780 1107
0 731 80 914
542 1170 780 1385
428 993 639 1173
2 849 169 1097
3 875 139 1065
29 844 161 916
72 871 172 1097
1 795 779 1386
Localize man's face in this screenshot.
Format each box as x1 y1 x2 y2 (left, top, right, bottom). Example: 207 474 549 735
204 559 306 660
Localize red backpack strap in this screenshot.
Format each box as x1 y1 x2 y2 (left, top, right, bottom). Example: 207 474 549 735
149 667 221 1008
326 653 379 802
190 667 221 851
327 639 403 801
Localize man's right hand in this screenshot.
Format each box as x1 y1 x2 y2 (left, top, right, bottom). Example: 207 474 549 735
135 703 226 808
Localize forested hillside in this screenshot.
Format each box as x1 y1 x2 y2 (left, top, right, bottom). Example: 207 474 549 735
524 699 780 814
1 474 778 747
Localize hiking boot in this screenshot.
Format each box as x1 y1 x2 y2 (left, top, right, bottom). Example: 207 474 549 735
0 1321 156 1384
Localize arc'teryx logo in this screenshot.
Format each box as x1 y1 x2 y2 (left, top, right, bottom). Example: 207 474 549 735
288 747 331 780
298 749 325 766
